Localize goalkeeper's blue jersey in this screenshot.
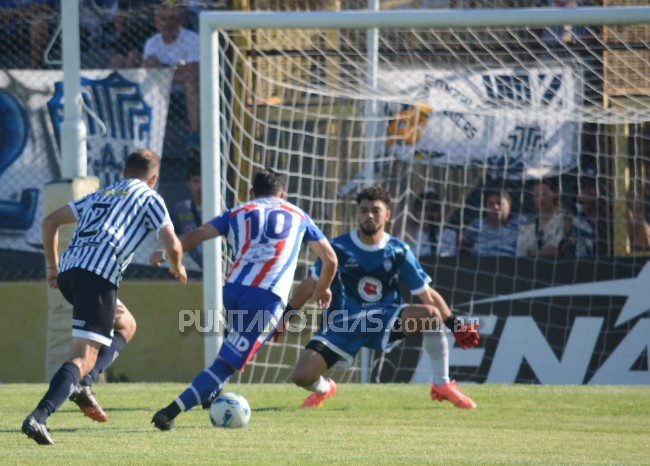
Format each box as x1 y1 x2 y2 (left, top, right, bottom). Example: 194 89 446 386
312 230 431 322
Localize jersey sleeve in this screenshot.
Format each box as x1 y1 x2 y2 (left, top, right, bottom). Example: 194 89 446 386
144 193 173 237
399 246 432 295
68 193 92 220
208 210 231 236
302 214 326 242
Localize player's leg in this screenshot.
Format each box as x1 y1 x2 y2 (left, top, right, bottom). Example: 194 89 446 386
292 344 339 408
83 298 136 384
152 284 282 430
152 355 237 431
70 299 136 422
399 304 476 409
22 268 119 444
23 337 102 445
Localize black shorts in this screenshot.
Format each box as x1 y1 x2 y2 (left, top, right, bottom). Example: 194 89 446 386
388 311 409 343
306 312 407 369
57 268 117 346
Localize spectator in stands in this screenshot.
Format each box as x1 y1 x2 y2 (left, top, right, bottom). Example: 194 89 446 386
109 0 158 68
142 2 200 148
461 185 524 256
0 2 26 67
517 177 593 257
404 189 457 258
626 188 650 252
540 0 590 52
171 152 202 267
0 0 58 69
571 167 610 256
80 0 118 68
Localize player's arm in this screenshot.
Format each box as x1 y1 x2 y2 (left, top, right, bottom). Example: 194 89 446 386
180 222 221 252
273 240 336 343
413 286 453 319
150 223 220 265
414 286 480 349
287 277 318 310
270 276 317 343
42 205 77 289
158 225 187 284
306 238 338 310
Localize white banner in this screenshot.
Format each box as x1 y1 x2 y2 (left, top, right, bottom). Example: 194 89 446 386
0 69 173 264
375 65 581 178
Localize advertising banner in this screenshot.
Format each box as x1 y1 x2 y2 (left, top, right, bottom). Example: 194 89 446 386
0 68 173 265
373 257 650 385
375 65 581 177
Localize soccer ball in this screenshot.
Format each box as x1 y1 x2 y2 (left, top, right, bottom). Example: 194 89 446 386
209 392 251 428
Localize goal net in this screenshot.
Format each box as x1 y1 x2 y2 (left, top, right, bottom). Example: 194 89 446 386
203 5 650 385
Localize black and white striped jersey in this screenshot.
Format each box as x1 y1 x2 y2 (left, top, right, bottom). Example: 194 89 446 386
59 178 172 286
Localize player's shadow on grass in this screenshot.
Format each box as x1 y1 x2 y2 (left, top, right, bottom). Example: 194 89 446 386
248 407 291 413
94 407 154 413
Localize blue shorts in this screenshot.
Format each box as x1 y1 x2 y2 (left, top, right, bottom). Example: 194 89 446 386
218 283 283 370
310 304 405 366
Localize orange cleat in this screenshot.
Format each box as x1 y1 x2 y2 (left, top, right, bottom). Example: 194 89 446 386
430 380 477 409
69 385 109 422
301 378 337 408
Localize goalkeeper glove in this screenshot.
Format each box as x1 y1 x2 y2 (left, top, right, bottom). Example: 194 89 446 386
270 304 294 342
444 315 480 349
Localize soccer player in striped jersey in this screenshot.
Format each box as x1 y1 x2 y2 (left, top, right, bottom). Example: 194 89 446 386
282 186 480 409
150 168 337 431
22 149 187 445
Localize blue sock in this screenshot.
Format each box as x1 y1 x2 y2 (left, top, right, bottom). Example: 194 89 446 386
83 332 127 386
176 358 235 412
36 361 81 417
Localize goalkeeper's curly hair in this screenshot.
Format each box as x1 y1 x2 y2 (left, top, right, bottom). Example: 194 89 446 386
356 186 392 207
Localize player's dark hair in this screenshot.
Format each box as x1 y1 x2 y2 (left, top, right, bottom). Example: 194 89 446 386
124 149 160 180
183 147 201 179
356 186 392 207
483 186 511 206
186 161 201 179
252 168 285 197
531 177 559 193
414 190 440 212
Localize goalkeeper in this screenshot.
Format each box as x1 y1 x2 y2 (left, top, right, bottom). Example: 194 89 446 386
278 186 480 409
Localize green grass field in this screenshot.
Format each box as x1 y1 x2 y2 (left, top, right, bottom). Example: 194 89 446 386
2 383 649 465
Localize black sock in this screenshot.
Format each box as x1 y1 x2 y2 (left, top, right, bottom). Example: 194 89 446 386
86 332 127 383
80 374 94 388
163 401 182 420
36 361 81 416
31 407 49 424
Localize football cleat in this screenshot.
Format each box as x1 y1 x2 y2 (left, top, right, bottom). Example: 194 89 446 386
301 378 337 408
201 388 223 410
69 385 108 422
22 414 54 445
151 409 175 431
430 380 477 409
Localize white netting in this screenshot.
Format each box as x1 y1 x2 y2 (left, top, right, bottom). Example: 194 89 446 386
212 8 650 385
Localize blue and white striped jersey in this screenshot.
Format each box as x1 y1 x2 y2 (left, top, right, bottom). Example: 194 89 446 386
59 178 172 286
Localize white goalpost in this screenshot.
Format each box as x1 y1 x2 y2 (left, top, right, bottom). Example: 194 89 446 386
199 5 650 385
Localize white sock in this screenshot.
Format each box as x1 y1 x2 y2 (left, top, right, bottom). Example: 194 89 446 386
423 330 450 386
305 376 330 394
